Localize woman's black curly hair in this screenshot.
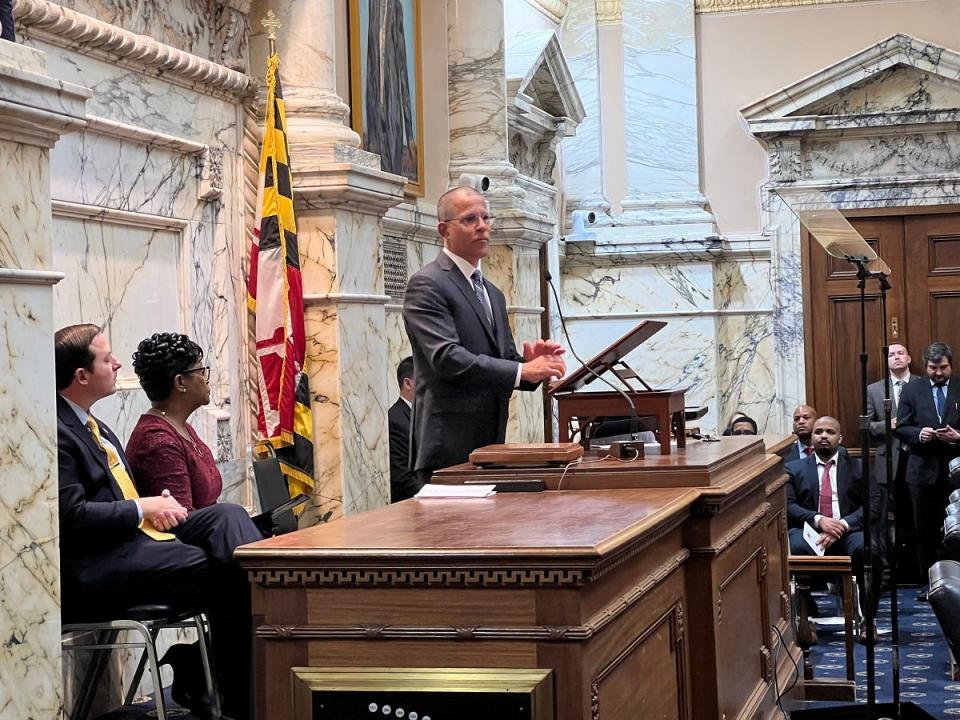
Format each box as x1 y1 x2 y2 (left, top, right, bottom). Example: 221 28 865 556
132 332 204 402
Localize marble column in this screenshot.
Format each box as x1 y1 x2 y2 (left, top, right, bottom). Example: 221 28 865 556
618 0 714 237
560 0 613 219
0 40 88 720
251 1 405 521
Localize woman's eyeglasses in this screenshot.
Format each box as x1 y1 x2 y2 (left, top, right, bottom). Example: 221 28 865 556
182 366 211 382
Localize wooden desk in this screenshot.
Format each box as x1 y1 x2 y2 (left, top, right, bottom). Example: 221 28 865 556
554 389 687 455
238 438 799 720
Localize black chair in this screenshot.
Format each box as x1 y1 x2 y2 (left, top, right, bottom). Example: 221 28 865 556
928 560 960 679
62 604 218 720
943 514 960 561
249 442 309 536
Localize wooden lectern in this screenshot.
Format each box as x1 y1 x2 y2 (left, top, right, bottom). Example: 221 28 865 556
549 320 686 454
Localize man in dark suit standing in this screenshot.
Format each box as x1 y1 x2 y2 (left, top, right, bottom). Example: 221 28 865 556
786 415 880 639
897 342 960 592
55 323 258 719
388 355 417 502
787 404 818 462
866 343 920 576
402 186 566 484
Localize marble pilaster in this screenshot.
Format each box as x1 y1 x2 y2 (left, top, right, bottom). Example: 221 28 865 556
0 41 88 720
559 0 612 219
617 0 714 236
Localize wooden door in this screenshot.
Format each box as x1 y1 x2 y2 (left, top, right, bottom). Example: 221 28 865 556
903 215 960 359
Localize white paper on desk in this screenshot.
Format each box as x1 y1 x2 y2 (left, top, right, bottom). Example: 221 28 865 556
803 522 826 556
415 484 496 498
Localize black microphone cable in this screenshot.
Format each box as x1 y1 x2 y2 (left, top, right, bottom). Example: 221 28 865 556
544 269 642 441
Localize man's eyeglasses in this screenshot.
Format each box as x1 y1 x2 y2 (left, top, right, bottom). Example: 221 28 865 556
447 213 496 228
182 366 210 382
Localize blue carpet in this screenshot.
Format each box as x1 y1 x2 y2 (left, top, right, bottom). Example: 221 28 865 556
807 588 959 716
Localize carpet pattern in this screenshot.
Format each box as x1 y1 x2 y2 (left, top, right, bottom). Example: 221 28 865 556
807 588 959 716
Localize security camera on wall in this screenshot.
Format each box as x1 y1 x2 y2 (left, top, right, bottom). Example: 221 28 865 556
457 174 491 192
564 209 597 242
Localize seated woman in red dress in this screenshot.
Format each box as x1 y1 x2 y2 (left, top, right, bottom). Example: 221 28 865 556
126 332 232 511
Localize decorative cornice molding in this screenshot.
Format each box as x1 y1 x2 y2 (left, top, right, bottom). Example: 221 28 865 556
528 0 568 24
51 200 190 231
596 0 623 24
0 269 64 286
13 0 255 98
697 0 876 12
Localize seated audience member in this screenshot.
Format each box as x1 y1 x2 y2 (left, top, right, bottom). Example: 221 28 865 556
0 0 14 42
785 415 881 641
788 404 817 461
389 355 419 502
55 324 256 719
729 415 758 436
722 411 748 435
127 333 240 514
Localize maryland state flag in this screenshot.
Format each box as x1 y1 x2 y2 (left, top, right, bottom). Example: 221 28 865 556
247 51 315 499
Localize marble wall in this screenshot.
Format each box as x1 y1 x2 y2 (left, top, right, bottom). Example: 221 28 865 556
0 38 88 720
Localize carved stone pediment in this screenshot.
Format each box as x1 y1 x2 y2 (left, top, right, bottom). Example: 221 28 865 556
742 34 960 139
505 30 584 196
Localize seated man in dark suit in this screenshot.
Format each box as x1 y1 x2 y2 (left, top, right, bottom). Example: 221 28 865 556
786 415 880 641
55 323 258 719
389 355 418 502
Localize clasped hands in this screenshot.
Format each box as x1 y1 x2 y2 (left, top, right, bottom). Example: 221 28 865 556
919 425 960 443
520 339 567 383
816 516 847 550
139 489 188 531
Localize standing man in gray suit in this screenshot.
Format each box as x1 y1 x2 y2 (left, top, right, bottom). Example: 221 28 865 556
866 343 920 575
402 186 566 489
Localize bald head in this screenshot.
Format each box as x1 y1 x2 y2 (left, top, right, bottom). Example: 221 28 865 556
437 186 485 223
792 404 817 443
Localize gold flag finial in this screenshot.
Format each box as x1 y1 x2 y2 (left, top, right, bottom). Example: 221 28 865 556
262 10 282 52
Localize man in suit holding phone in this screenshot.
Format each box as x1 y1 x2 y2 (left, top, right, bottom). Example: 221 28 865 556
402 186 566 487
897 341 960 593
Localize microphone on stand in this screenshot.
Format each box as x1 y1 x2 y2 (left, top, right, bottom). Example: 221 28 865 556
543 269 642 447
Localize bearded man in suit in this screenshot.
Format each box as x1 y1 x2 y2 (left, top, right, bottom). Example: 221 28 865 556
897 342 960 593
786 415 881 639
402 186 566 485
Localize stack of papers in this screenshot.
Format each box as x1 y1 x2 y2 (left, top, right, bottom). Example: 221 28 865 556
415 484 496 499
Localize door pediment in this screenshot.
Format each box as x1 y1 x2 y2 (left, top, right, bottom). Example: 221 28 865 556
742 34 960 137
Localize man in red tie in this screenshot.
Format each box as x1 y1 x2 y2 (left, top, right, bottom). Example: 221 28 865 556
785 416 881 641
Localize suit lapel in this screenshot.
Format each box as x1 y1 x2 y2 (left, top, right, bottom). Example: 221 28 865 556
946 380 960 427
57 397 123 500
437 253 498 346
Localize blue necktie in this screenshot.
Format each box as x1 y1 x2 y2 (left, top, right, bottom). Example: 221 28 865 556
936 384 947 420
471 270 493 326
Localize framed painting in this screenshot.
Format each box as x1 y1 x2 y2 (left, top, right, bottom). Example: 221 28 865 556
348 0 425 196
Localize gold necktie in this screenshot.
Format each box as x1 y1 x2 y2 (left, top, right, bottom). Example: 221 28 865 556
85 417 175 541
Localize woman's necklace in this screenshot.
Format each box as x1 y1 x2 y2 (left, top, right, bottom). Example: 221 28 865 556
148 408 199 451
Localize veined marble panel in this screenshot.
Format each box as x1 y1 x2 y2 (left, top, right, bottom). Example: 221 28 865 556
338 302 390 514
52 215 184 437
386 306 410 396
716 312 776 433
0 283 62 720
506 311 547 443
800 66 960 117
714 259 772 310
0 143 50 271
566 314 719 431
563 261 715 313
622 0 698 195
803 132 960 182
484 243 542 308
35 40 239 142
334 210 384 296
559 0 604 206
56 0 218 60
298 212 337 296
